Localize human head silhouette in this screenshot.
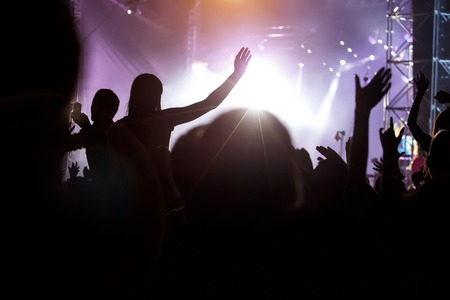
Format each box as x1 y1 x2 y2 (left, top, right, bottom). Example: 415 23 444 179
184 108 298 221
0 0 81 191
91 88 120 123
1 0 80 101
128 73 163 119
425 129 450 180
432 107 450 136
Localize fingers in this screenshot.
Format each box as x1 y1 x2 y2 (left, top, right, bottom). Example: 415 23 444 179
236 47 245 58
236 47 252 65
397 127 405 141
237 47 250 58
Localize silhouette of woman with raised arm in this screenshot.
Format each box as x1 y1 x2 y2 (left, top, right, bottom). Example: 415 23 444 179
108 47 251 151
107 47 252 213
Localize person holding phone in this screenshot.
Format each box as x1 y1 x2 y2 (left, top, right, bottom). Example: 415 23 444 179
66 88 120 181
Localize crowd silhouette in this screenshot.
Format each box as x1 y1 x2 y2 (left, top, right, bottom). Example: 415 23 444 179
2 1 450 299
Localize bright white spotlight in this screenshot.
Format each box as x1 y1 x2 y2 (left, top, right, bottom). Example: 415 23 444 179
191 61 208 74
369 55 375 60
340 60 346 65
237 57 290 111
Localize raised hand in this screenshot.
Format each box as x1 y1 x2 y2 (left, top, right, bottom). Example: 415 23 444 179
348 67 392 182
373 158 383 173
316 145 347 166
414 70 429 96
316 145 348 178
68 161 80 179
407 71 432 153
233 47 252 78
379 117 405 161
379 117 407 199
354 67 391 113
71 111 91 129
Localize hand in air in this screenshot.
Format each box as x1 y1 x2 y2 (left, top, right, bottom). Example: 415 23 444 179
234 47 252 77
354 67 391 112
379 117 405 160
414 71 429 96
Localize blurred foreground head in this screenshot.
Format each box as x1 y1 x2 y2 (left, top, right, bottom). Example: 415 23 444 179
0 0 81 195
172 108 300 224
426 129 450 180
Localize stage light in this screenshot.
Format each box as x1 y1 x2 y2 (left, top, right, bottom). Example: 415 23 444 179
126 0 144 15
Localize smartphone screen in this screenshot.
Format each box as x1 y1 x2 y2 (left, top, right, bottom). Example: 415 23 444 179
72 102 82 114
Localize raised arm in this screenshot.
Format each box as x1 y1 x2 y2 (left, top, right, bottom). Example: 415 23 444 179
379 117 406 202
164 47 252 125
407 71 431 153
348 67 392 182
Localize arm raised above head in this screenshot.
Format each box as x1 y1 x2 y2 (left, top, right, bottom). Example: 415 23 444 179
407 71 431 153
348 67 391 182
166 47 252 125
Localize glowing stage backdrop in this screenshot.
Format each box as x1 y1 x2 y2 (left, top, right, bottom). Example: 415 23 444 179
73 0 398 182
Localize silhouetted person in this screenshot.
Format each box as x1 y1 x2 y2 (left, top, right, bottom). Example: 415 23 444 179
408 71 450 154
0 0 82 297
388 129 450 298
155 108 300 298
405 128 450 245
107 47 252 214
66 88 120 181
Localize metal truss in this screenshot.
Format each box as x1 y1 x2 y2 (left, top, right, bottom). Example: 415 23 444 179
384 0 416 183
430 0 450 124
384 0 449 185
